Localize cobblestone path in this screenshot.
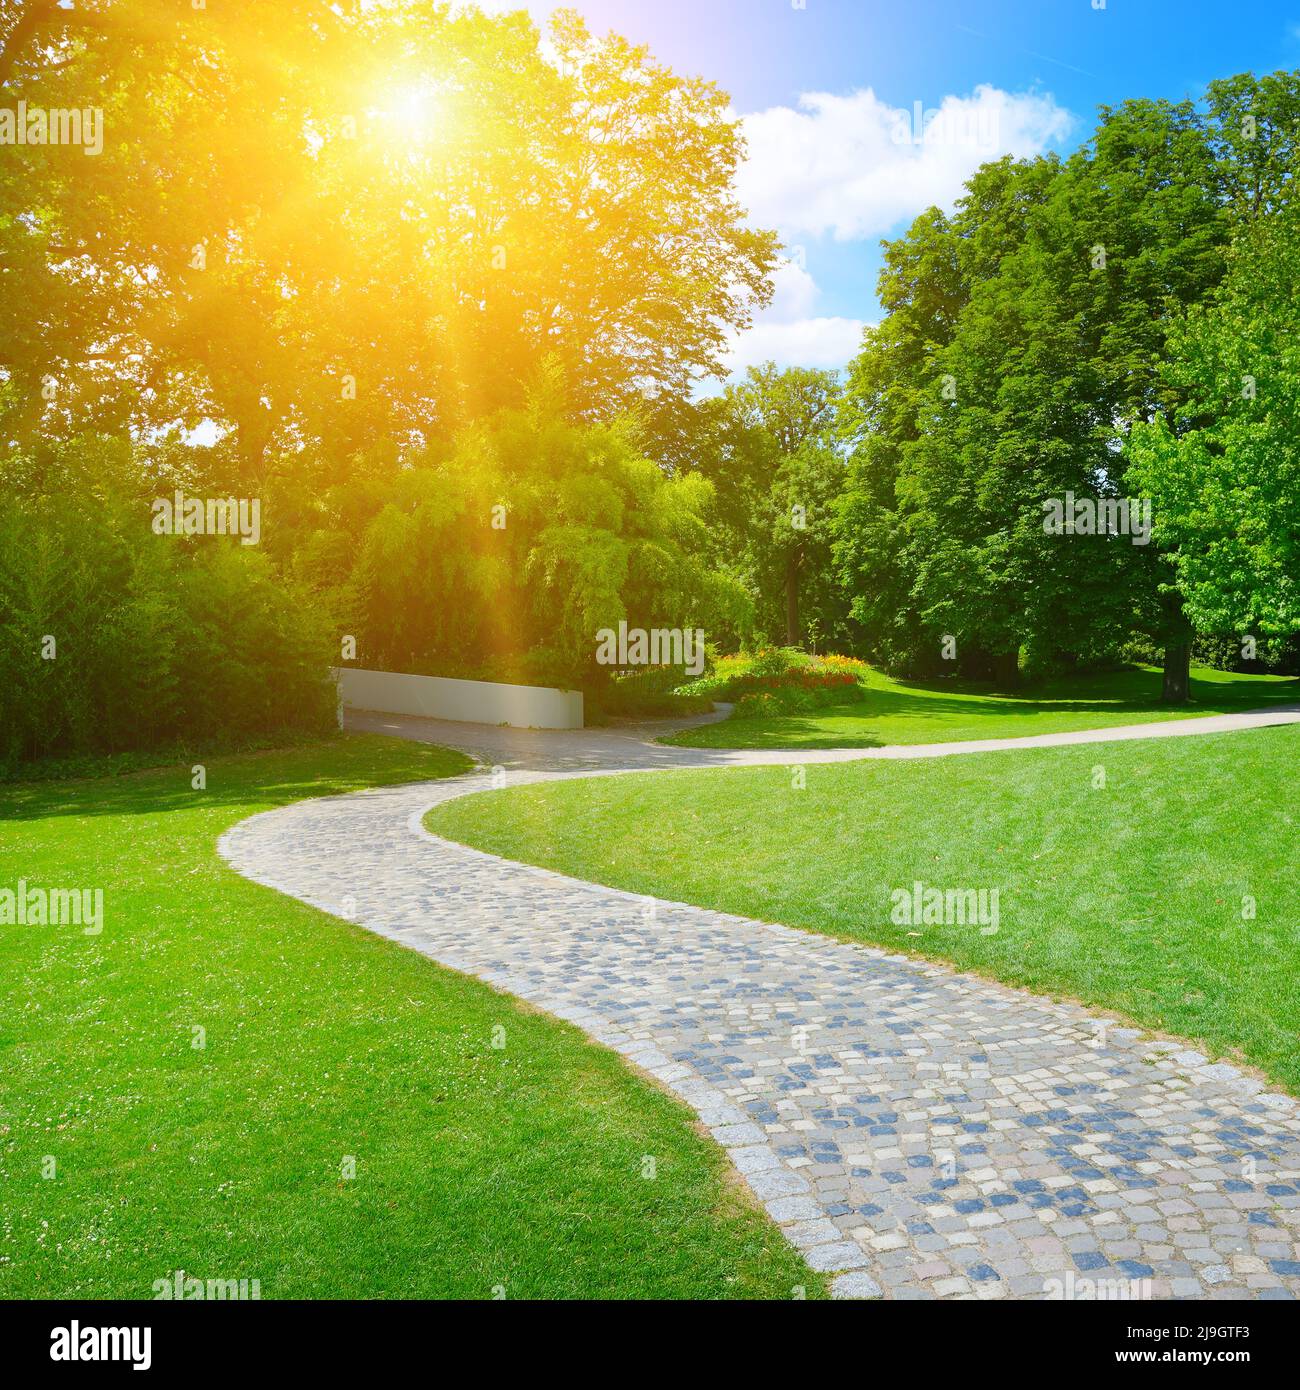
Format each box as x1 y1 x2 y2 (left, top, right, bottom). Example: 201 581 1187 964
219 707 1300 1300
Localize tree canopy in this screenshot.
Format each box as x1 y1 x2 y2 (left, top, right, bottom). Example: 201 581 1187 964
1127 202 1300 638
691 364 848 650
833 73 1300 687
5 0 1300 768
1 1 776 476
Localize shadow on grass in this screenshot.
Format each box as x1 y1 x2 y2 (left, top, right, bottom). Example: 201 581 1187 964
0 736 474 824
868 667 1300 717
669 666 1300 747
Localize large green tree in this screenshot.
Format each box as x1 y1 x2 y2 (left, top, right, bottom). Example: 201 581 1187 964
1 1 774 729
693 363 847 649
832 84 1293 692
1127 204 1300 640
1 1 776 482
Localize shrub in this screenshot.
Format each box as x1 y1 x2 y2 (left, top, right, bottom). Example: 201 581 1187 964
675 648 870 716
582 665 714 722
0 486 335 773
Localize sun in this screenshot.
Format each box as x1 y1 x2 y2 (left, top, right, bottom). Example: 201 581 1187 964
370 78 448 146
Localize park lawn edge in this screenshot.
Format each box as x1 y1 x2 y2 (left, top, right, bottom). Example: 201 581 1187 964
425 725 1300 1098
656 663 1300 750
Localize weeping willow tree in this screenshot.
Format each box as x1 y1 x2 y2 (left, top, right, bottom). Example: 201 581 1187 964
326 387 751 688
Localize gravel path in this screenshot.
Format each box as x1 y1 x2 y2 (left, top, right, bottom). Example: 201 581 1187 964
219 704 1300 1300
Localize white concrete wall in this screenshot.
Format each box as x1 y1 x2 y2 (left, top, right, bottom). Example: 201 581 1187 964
335 667 583 730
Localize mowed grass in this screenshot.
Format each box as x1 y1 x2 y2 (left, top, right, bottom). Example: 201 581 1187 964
660 663 1300 750
0 736 821 1300
429 724 1300 1093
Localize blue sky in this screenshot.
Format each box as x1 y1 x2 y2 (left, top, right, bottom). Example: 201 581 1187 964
478 0 1300 374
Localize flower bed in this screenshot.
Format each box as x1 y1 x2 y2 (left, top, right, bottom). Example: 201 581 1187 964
675 649 870 718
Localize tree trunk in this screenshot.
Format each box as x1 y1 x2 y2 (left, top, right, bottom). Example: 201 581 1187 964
784 550 800 647
1161 643 1191 703
232 393 280 485
993 649 1020 689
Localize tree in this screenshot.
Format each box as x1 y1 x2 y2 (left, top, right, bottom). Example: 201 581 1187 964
694 364 846 648
832 207 965 670
0 439 334 765
1126 204 1300 645
1 1 777 479
834 95 1232 687
322 380 749 688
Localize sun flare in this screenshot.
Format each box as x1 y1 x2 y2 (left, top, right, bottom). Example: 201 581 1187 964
370 78 448 145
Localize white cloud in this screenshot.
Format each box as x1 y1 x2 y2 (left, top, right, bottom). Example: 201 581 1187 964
726 315 867 374
766 256 819 320
724 256 866 375
737 84 1073 242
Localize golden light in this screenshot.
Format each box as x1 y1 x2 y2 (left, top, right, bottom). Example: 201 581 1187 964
369 78 448 146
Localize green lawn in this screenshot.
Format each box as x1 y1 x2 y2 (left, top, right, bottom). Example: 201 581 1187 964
0 736 820 1300
429 724 1300 1094
660 663 1300 750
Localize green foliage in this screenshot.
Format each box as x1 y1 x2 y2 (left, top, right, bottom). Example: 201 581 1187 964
0 454 334 769
3 0 772 758
1127 203 1300 637
1193 633 1300 676
689 365 851 650
675 647 869 717
321 394 750 689
834 74 1300 677
0 2 775 471
589 665 715 722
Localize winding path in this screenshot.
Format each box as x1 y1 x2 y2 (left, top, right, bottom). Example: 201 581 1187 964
220 704 1300 1301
